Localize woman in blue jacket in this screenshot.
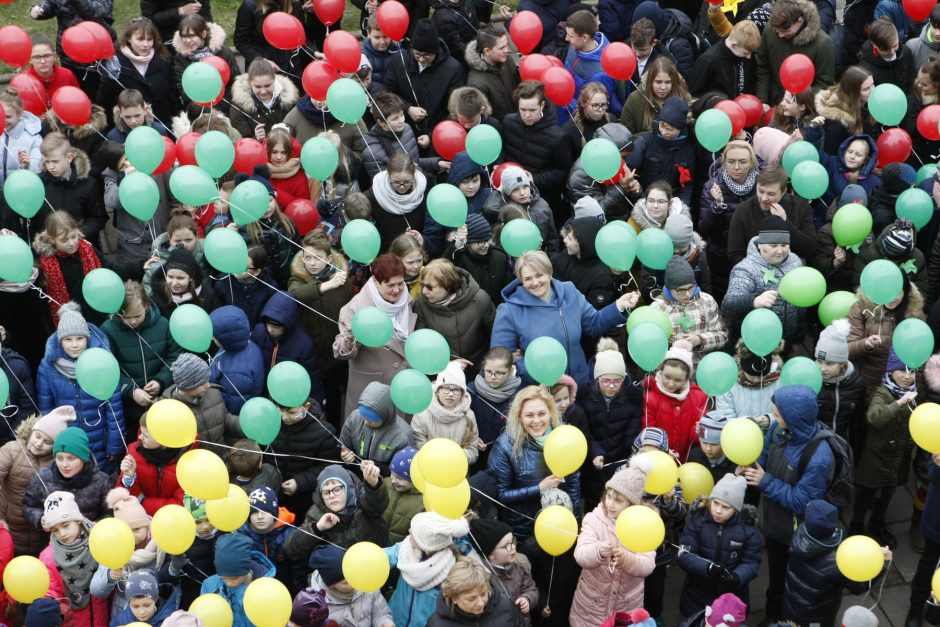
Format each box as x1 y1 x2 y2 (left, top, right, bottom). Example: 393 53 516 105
490 251 638 392
209 305 264 414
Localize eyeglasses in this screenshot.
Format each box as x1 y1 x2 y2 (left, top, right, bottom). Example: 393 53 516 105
412 50 435 60
321 485 345 498
390 178 413 189
496 539 517 551
646 198 669 206
30 54 54 62
588 102 609 111
672 285 695 296
484 369 509 377
468 241 491 249
439 386 463 396
599 376 624 387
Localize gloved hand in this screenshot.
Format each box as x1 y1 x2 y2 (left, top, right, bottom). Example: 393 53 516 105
720 568 740 585
169 553 189 575
707 563 731 581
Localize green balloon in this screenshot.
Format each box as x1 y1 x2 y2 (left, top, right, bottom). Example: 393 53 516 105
118 171 160 222
897 188 933 230
893 318 934 369
341 219 381 264
76 347 120 401
181 62 223 105
204 228 248 275
427 183 467 228
781 140 819 175
125 125 165 175
465 124 501 166
169 304 213 352
326 78 367 124
596 221 637 271
240 397 282 445
195 131 235 179
230 180 270 226
741 309 783 357
3 169 45 218
524 336 567 386
301 136 339 181
868 83 907 126
0 234 34 283
625 306 673 339
780 356 823 393
500 219 542 257
169 165 218 207
831 203 872 247
351 307 394 347
0 370 8 408
390 369 433 414
696 351 739 396
581 138 622 182
778 266 827 308
818 290 858 326
695 109 732 153
267 361 311 407
627 321 668 372
405 329 450 375
82 268 125 314
917 163 938 185
860 259 903 305
791 161 828 200
636 228 674 270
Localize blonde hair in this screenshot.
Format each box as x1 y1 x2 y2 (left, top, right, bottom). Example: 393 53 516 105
730 19 760 51
32 211 80 257
441 557 491 607
514 250 553 282
419 259 461 294
505 386 560 458
40 132 72 158
722 140 758 171
121 279 149 315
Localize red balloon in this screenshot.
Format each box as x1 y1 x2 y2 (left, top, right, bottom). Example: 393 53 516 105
201 56 232 86
176 132 201 166
314 0 345 26
10 73 48 115
302 61 339 101
714 100 747 136
542 67 575 107
51 86 91 126
601 42 637 81
62 25 98 64
491 161 522 189
917 104 940 141
376 0 409 42
432 121 467 161
519 54 551 82
153 137 177 175
762 106 777 127
734 94 763 128
509 11 543 55
546 56 564 69
323 30 361 73
78 22 114 60
0 26 32 68
285 199 321 236
234 138 268 175
779 54 815 95
904 0 934 20
262 12 306 51
877 128 913 167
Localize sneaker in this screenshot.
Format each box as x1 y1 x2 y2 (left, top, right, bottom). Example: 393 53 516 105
912 523 925 553
868 523 899 549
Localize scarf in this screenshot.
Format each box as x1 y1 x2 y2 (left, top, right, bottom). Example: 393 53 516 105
721 168 758 197
139 444 181 467
426 390 472 425
126 537 164 571
51 521 96 609
655 371 691 401
473 373 521 403
190 46 213 61
54 357 77 379
309 264 337 282
640 199 681 229
366 278 412 341
267 158 301 179
396 537 456 591
370 170 428 215
41 239 101 325
530 425 552 449
881 372 916 399
121 46 154 77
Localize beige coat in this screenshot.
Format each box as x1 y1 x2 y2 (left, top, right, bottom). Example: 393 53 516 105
0 416 54 555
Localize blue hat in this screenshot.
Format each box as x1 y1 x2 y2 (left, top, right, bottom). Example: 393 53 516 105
886 347 906 373
390 446 418 481
358 403 385 425
214 533 255 577
632 427 669 453
307 545 346 586
126 569 159 600
804 499 838 540
447 151 484 186
249 486 279 517
25 598 62 627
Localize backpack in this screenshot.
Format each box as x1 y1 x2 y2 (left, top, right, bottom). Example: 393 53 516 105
797 422 855 507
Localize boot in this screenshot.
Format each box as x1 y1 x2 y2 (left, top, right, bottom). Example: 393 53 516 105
912 523 925 553
906 607 923 627
868 523 899 549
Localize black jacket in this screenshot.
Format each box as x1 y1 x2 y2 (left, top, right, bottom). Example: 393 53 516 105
687 37 756 98
383 38 466 132
22 462 111 529
0 347 38 441
97 50 182 128
501 105 573 199
551 217 616 309
626 128 697 206
266 407 340 499
142 0 214 44
858 40 915 91
443 242 513 306
430 0 479 66
427 585 526 626
234 0 325 86
38 150 108 247
816 363 866 445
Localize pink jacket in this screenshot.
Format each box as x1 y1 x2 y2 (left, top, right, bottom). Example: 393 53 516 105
39 545 109 627
569 506 657 627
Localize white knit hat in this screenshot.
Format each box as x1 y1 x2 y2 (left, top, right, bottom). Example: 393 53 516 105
663 339 694 373
434 361 467 393
815 319 850 364
409 512 469 553
43 491 84 529
33 406 77 441
594 338 627 380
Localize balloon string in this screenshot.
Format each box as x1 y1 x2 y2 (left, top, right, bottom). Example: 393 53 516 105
866 557 893 611
396 48 422 121
466 530 514 600
217 97 265 127
207 440 357 468
94 60 178 141
353 74 414 163
248 501 347 551
0 397 49 493
545 556 555 614
250 272 341 326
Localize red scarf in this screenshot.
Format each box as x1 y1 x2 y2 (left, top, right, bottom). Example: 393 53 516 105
40 239 101 325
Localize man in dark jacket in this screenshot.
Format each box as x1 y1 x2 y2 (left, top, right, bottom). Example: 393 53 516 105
631 1 697 79
465 24 520 121
687 19 760 97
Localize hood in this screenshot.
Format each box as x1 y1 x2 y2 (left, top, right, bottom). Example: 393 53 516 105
574 33 610 62
836 133 878 179
815 89 857 131
42 322 109 366
447 151 484 185
594 122 633 150
872 222 918 258
788 0 822 47
230 74 299 114
259 291 299 328
792 520 843 556
289 248 348 283
358 381 397 424
315 464 360 516
771 384 819 443
41 147 91 181
465 39 500 73
556 373 578 403
919 22 940 49
6 111 42 139
43 105 108 140
210 305 251 351
296 95 338 126
570 216 603 261
172 22 228 58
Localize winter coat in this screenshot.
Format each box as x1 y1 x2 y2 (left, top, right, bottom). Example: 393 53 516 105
233 0 324 85
267 403 339 495
649 291 728 363
428 585 526 627
120 440 185 515
23 462 111 528
200 551 277 627
501 106 574 200
362 123 439 180
21 65 79 114
209 306 265 414
569 505 657 627
37 149 108 246
715 378 780 424
338 384 413 475
491 278 628 391
101 305 181 405
97 51 182 128
515 0 569 52
309 571 394 627
816 363 866 445
551 218 617 310
0 423 53 555
813 88 881 156
812 200 859 294
362 37 399 88
209 271 275 328
0 111 42 186
856 384 915 488
172 23 240 100
282 96 368 151
383 541 445 627
430 0 479 65
364 182 429 254
803 126 881 209
687 37 756 97
382 477 424 544
414 268 496 365
383 38 466 130
922 463 940 544
32 0 115 69
853 224 929 297
242 215 300 287
39 540 110 627
411 392 480 464
725 195 818 266
579 382 644 475
906 23 940 69
109 584 179 627
560 33 623 126
443 243 513 307
858 40 915 90
162 384 239 456
642 377 708 462
598 0 643 42
288 250 353 375
482 189 558 252
699 162 757 260
172 533 217 606
625 125 696 206
465 40 520 121
0 347 38 437
490 553 539 621
142 0 213 44
268 160 310 210
143 234 208 293
228 74 300 139
467 378 519 447
236 523 306 592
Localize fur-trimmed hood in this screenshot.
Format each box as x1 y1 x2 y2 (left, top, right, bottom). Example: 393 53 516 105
787 0 822 47
43 104 108 140
464 40 500 74
853 283 924 320
40 147 91 180
172 22 228 58
289 247 349 284
925 353 940 392
171 110 242 143
814 88 858 131
230 74 299 115
448 86 492 120
630 197 690 231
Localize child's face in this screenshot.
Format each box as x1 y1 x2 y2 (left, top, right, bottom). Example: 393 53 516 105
263 196 277 219
458 174 481 198
279 402 308 425
482 359 513 389
30 43 56 77
132 524 150 547
603 489 631 520
221 574 250 588
54 229 80 255
56 452 84 478
659 364 689 394
436 385 463 410
551 386 570 414
129 596 157 622
215 190 231 215
658 120 680 141
28 430 54 457
195 518 215 538
302 246 330 276
119 105 147 130
265 322 284 339
43 148 74 178
139 425 160 450
843 139 869 170
562 229 580 257
816 358 844 381
129 30 154 57
60 335 88 359
165 269 192 295
597 375 625 399
892 368 916 388
119 301 148 330
509 185 530 204
453 585 489 616
368 28 390 51
771 402 787 430
178 381 209 400
53 520 83 544
250 509 277 533
320 480 346 512
487 531 516 566
169 228 197 252
700 441 722 460
483 35 510 63
390 472 413 492
401 251 424 278
269 143 290 166
380 111 406 134
709 497 735 524
330 580 354 594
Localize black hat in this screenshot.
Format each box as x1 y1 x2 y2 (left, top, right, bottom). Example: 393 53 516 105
469 518 513 558
411 19 439 54
740 353 773 377
165 246 202 283
465 213 492 244
757 214 790 245
664 255 696 290
308 545 346 586
25 599 63 627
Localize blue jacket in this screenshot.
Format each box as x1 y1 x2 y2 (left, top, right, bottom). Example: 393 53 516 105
109 584 180 627
236 522 307 592
491 279 626 391
561 33 623 126
209 306 265 414
362 37 400 88
384 542 441 627
0 111 42 186
36 330 126 467
0 346 38 439
211 270 276 329
804 127 881 216
200 551 277 627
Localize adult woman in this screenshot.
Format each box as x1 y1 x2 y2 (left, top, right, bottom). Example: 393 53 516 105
619 57 691 135
903 58 940 169
334 254 416 416
427 557 524 627
391 232 427 300
367 154 430 253
234 0 325 89
490 250 639 391
229 58 300 140
563 82 616 152
814 65 875 155
172 14 240 107
22 34 79 112
0 90 42 186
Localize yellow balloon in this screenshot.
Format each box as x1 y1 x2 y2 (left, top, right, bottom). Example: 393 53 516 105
543 424 587 477
244 577 292 627
410 450 427 493
146 398 197 448
177 449 229 500
342 541 391 592
637 450 679 495
615 505 665 553
423 480 470 519
420 438 467 488
206 484 250 532
932 566 940 600
3 555 50 602
189 594 234 627
89 518 136 569
720 418 765 466
836 535 885 582
911 402 940 453
152 504 196 554
678 462 715 503
534 505 578 556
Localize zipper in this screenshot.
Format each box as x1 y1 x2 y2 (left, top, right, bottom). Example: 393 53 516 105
832 380 840 434
715 525 723 563
558 308 571 357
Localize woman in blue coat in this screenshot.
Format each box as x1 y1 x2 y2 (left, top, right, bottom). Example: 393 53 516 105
208 305 264 414
490 251 638 392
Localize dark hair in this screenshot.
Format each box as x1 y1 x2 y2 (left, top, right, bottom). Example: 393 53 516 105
630 18 655 47
227 439 262 476
513 80 545 105
868 16 898 50
452 87 487 119
120 17 171 61
757 164 789 190
387 152 415 176
248 246 269 270
769 0 804 29
645 180 673 201
372 253 406 283
371 90 404 121
179 14 209 37
566 9 598 38
932 3 940 26
117 88 146 110
483 346 513 366
476 23 507 53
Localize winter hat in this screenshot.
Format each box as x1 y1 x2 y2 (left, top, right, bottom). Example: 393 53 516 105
43 491 84 529
409 511 470 553
881 219 915 259
664 339 694 374
25 598 63 627
126 569 159 600
390 446 418 481
752 127 789 165
804 498 838 540
606 457 649 504
841 605 879 627
632 1 666 33
757 214 790 244
573 196 605 221
815 319 850 364
172 353 211 391
435 361 467 393
697 412 727 445
57 302 90 340
500 165 529 197
656 96 689 132
468 518 513 558
317 465 358 513
594 122 633 151
249 486 279 517
307 545 346 586
108 487 151 529
664 255 696 290
53 427 91 462
594 346 627 380
465 213 492 244
290 588 331 627
447 151 484 186
710 474 746 512
740 353 773 377
357 403 385 425
632 427 670 453
840 183 869 206
541 487 574 510
706 593 747 627
184 493 207 520
880 162 917 195
238 164 276 197
160 611 203 627
165 246 202 283
411 19 440 53
213 533 254 577
34 406 77 441
885 346 906 373
664 214 694 248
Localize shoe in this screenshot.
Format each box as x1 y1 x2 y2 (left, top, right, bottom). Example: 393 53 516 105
868 523 899 549
906 607 923 627
912 523 925 553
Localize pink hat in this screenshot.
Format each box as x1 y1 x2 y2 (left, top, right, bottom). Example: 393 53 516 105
43 491 84 529
752 127 791 166
33 406 77 441
107 487 151 529
160 611 203 627
706 593 747 627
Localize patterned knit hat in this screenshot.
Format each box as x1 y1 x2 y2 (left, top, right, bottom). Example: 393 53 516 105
696 412 727 445
465 214 492 244
632 427 669 453
184 494 208 520
390 446 418 481
57 302 90 340
107 487 151 529
706 593 747 627
126 569 159 600
605 458 648 505
172 353 211 391
43 491 84 529
249 486 279 517
881 219 915 260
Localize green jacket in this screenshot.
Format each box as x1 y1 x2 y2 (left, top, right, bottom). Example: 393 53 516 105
382 477 424 544
856 385 915 488
414 269 496 366
102 305 182 402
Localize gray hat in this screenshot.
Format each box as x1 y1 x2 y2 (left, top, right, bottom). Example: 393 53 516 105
664 214 693 248
710 474 746 511
664 255 696 290
696 411 727 445
815 319 850 364
841 606 878 627
594 123 633 151
57 302 90 340
757 215 790 245
500 165 529 197
172 353 211 391
573 196 605 221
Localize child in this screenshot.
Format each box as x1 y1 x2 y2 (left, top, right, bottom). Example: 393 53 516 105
363 91 440 179
200 533 277 627
467 347 520 454
0 88 42 186
307 545 394 626
37 133 107 249
445 214 512 306
676 475 762 618
428 556 525 626
468 518 539 624
143 214 207 294
163 352 239 456
859 17 915 90
686 412 737 486
361 15 399 87
815 320 867 457
383 446 424 543
228 439 282 494
109 569 180 626
0 327 39 434
170 495 218 606
211 246 276 328
38 491 109 627
150 247 222 318
643 340 708 462
290 588 337 627
203 181 235 233
423 151 490 257
805 120 881 211
550 375 592 456
209 305 265 414
569 462 657 627
171 14 240 102
266 125 311 210
411 361 482 465
237 165 300 287
338 382 414 475
23 34 79 112
714 341 782 429
677 593 747 627
118 410 185 515
105 89 170 143
626 97 696 207
237 486 306 593
482 165 557 252
24 598 64 627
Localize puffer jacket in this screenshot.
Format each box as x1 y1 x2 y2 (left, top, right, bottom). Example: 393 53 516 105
228 74 300 139
803 127 880 210
465 40 519 121
551 218 616 310
430 0 479 65
362 37 400 87
362 123 439 179
23 461 111 528
816 361 866 447
383 37 466 130
411 384 480 465
490 554 540 626
569 505 657 627
625 122 696 206
267 406 340 502
309 571 394 627
338 382 413 474
0 111 42 186
382 476 424 544
0 417 54 555
428 584 526 627
162 384 239 456
97 50 182 128
37 148 108 246
200 550 277 627
579 382 644 479
233 0 324 85
101 305 181 404
906 23 940 69
856 384 915 488
725 194 818 266
236 522 306 592
853 224 929 297
38 527 110 627
649 290 728 362
0 347 38 437
109 583 180 627
642 377 708 462
121 439 185 515
501 105 573 200
560 32 623 126
414 269 496 365
209 306 265 414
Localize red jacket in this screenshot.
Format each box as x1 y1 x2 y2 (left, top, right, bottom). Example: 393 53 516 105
117 441 184 515
270 167 310 210
24 66 80 110
39 543 109 627
642 377 707 462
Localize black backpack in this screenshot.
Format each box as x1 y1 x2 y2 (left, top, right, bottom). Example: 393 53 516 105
797 422 855 508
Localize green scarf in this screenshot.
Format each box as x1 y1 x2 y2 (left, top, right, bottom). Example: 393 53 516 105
531 425 553 449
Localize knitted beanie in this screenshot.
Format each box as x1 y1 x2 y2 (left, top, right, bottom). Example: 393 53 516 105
249 486 279 517
605 457 648 505
706 593 747 627
752 127 790 165
696 411 727 445
468 518 513 558
410 18 440 53
815 319 850 364
841 605 879 627
757 215 790 245
664 214 694 248
435 361 467 393
710 474 746 512
165 246 202 283
740 353 773 377
125 569 159 600
465 213 492 244
664 255 696 290
43 491 84 529
656 96 688 132
409 511 469 553
307 545 346 586
107 487 151 529
290 588 331 627
664 339 694 374
390 446 418 481
594 346 626 380
500 165 529 197
881 220 915 260
213 533 254 577
53 427 91 462
160 611 203 627
25 598 63 627
573 196 605 221
172 353 211 391
880 162 916 195
57 302 90 340
886 347 906 373
33 406 77 442
840 183 868 207
233 164 276 197
632 427 669 453
804 498 838 540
